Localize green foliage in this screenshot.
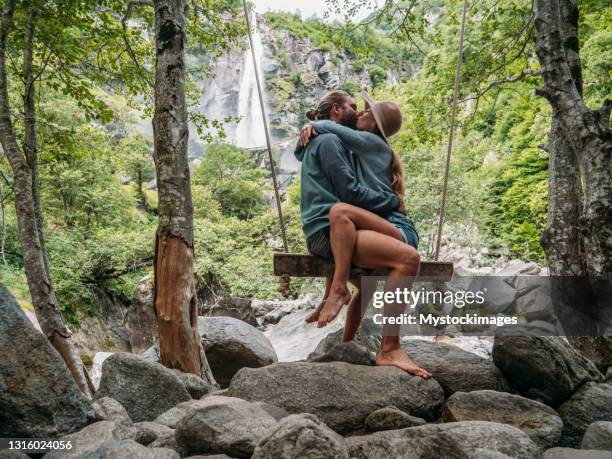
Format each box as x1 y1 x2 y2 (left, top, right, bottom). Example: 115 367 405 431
193 144 266 219
264 12 421 82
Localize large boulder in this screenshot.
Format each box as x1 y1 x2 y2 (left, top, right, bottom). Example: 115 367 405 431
308 341 374 366
364 406 426 432
442 390 563 449
175 396 277 458
126 275 157 354
95 352 191 422
309 318 382 357
542 448 612 459
581 421 612 451
0 284 93 437
347 421 540 459
558 382 612 447
226 361 445 434
43 421 137 459
96 440 178 458
252 413 349 459
201 297 258 327
198 316 277 387
401 340 511 396
492 335 602 405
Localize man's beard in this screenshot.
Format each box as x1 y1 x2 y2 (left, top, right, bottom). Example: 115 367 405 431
339 112 358 129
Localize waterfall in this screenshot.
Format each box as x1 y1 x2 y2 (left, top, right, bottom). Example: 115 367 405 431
235 12 267 149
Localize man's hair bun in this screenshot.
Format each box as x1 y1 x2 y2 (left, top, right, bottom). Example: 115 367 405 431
305 108 318 120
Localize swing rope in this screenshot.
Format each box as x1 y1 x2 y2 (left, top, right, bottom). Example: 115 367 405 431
434 0 468 261
242 0 289 253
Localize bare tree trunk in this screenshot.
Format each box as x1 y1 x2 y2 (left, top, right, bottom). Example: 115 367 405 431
540 118 585 276
22 8 50 279
534 0 611 276
0 0 92 397
152 0 215 382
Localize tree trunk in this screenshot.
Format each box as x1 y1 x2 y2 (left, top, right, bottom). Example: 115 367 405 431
0 0 93 397
152 0 215 382
22 7 50 279
534 0 611 277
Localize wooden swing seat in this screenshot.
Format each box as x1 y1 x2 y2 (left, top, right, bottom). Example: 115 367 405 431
274 253 454 281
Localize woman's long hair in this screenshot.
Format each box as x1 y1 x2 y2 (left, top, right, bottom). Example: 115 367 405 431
372 125 405 200
305 90 351 121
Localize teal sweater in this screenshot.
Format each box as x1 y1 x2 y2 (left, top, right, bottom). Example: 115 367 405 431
295 132 400 238
311 120 411 231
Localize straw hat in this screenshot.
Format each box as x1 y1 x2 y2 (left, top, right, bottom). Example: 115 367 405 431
361 91 402 143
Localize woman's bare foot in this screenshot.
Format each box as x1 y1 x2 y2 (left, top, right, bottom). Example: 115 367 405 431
376 347 432 379
317 285 352 328
305 300 325 323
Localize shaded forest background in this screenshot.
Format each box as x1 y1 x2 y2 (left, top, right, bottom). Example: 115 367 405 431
0 0 609 324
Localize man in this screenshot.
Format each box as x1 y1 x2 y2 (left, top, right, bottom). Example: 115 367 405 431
295 90 431 378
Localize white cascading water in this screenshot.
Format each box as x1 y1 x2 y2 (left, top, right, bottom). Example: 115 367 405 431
235 12 267 149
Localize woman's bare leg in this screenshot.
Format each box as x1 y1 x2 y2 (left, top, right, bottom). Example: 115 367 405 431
318 203 404 328
352 229 431 378
305 276 332 323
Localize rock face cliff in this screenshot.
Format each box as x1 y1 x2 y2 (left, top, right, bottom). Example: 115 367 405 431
199 12 416 174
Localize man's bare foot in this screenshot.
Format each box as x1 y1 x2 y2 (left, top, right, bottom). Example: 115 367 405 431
317 286 352 328
376 347 432 379
305 300 325 323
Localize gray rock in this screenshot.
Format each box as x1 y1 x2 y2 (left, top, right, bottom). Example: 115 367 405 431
567 337 612 374
149 431 186 456
468 276 517 313
542 447 612 458
175 396 277 458
226 361 445 434
493 335 602 405
133 422 174 446
558 382 612 447
364 406 426 432
44 421 137 459
198 316 277 387
100 439 179 458
308 341 373 365
347 421 540 459
95 352 191 422
401 340 511 396
607 367 612 381
0 451 30 459
442 390 563 449
201 297 258 327
126 276 157 354
581 421 612 451
154 399 212 428
252 413 349 459
93 397 132 424
310 318 381 357
0 284 93 437
171 369 216 399
252 402 290 421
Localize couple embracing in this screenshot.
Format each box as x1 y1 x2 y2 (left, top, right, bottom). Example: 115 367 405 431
294 90 431 379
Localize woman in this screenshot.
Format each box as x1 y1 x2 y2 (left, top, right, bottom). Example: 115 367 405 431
300 92 430 378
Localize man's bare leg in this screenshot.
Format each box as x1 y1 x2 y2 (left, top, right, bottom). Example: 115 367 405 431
305 276 332 323
352 229 432 378
342 278 362 342
318 203 404 328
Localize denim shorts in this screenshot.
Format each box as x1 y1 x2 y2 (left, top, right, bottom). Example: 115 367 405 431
306 221 419 261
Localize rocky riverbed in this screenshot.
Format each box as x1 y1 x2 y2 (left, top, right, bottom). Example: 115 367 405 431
3 257 612 458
